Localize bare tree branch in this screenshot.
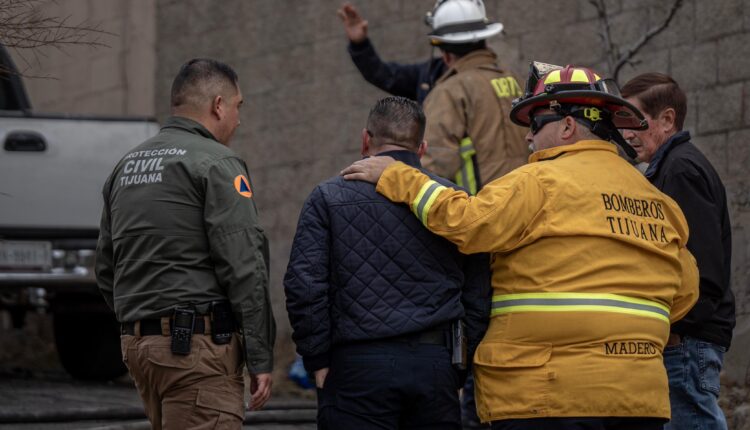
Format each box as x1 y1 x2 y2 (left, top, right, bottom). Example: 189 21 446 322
591 0 684 83
0 0 113 78
589 0 617 75
613 0 683 81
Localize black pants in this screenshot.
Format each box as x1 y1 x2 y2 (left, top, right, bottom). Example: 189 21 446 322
490 417 667 430
316 339 461 430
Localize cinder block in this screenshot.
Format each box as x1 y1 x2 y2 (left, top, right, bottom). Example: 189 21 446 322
728 129 750 178
695 0 743 41
579 0 623 21
671 42 718 91
696 83 743 134
643 0 695 50
718 33 750 83
518 18 602 70
616 48 669 85
503 0 580 29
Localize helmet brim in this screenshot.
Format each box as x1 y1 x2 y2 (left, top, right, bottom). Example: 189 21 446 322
430 22 503 43
509 91 647 130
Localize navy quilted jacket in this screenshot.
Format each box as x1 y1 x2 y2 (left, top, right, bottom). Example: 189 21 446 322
284 150 491 372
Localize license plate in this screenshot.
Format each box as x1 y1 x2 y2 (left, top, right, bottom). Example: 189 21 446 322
0 240 52 270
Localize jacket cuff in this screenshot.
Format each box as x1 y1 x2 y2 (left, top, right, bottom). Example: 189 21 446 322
245 351 273 375
302 353 330 373
348 37 372 53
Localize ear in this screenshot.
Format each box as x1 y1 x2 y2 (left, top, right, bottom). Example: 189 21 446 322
441 50 453 66
361 128 370 156
560 116 576 139
659 107 677 133
417 140 428 158
212 95 224 120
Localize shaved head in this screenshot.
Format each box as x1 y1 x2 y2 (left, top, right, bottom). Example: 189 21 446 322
170 58 239 112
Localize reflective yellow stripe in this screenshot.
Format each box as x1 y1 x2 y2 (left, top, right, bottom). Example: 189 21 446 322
491 292 670 323
454 137 478 195
411 180 447 225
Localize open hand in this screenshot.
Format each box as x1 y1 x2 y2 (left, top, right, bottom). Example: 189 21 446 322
337 2 368 43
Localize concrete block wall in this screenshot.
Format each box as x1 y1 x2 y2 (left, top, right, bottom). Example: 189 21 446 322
10 0 156 117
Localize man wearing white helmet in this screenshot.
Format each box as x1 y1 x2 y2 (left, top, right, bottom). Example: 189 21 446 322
424 5 528 426
421 0 528 196
338 1 527 195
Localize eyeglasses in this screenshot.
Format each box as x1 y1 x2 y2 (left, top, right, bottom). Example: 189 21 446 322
530 114 564 135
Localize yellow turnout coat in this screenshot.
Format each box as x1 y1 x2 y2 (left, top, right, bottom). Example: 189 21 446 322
375 140 698 422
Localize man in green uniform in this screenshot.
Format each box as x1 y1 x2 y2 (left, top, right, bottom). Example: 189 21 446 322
96 58 275 430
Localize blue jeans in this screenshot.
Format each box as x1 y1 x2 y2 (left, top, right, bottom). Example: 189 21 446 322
663 336 727 430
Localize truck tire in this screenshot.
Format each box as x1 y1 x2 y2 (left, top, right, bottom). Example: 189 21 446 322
53 310 127 381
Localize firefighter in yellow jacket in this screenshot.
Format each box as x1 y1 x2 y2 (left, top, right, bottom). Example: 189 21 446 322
422 0 528 194
341 63 699 430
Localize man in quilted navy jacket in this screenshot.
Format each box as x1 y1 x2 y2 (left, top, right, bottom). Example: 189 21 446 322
284 96 491 430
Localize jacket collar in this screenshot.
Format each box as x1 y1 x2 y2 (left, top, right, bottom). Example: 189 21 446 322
529 139 617 163
161 116 219 142
374 150 422 168
436 48 501 85
644 130 691 179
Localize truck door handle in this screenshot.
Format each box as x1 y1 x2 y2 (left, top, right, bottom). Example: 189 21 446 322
4 131 47 152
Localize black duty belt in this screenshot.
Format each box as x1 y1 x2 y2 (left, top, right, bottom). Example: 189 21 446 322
121 316 209 336
389 324 450 346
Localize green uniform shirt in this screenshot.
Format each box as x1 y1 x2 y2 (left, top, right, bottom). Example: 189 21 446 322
96 116 275 374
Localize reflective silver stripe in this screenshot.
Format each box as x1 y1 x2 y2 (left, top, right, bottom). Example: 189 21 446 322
460 142 475 154
415 181 443 222
460 166 470 193
491 298 670 320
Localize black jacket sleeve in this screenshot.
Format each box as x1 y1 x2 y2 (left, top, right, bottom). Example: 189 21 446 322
461 253 492 369
348 38 424 100
661 162 727 329
283 186 333 373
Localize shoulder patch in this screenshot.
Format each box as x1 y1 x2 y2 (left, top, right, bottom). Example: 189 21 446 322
234 175 253 198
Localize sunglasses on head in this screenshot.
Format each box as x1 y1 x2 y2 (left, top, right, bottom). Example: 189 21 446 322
530 114 564 135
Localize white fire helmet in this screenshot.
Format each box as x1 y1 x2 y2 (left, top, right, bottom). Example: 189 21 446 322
425 0 503 44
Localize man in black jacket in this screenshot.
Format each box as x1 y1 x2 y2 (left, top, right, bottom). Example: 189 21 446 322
621 73 735 430
284 96 490 430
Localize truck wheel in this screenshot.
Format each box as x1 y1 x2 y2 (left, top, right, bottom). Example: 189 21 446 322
53 310 127 381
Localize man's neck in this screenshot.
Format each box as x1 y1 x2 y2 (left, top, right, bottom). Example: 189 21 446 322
369 144 415 156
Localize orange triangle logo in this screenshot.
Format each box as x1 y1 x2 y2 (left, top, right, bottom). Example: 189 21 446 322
234 175 252 198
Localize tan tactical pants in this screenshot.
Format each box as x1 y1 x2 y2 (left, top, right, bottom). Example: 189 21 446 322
121 331 245 430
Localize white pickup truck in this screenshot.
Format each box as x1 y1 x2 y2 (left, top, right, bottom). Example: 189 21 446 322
0 46 159 380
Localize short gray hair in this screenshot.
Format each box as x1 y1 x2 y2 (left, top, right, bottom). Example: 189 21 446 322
366 97 426 150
